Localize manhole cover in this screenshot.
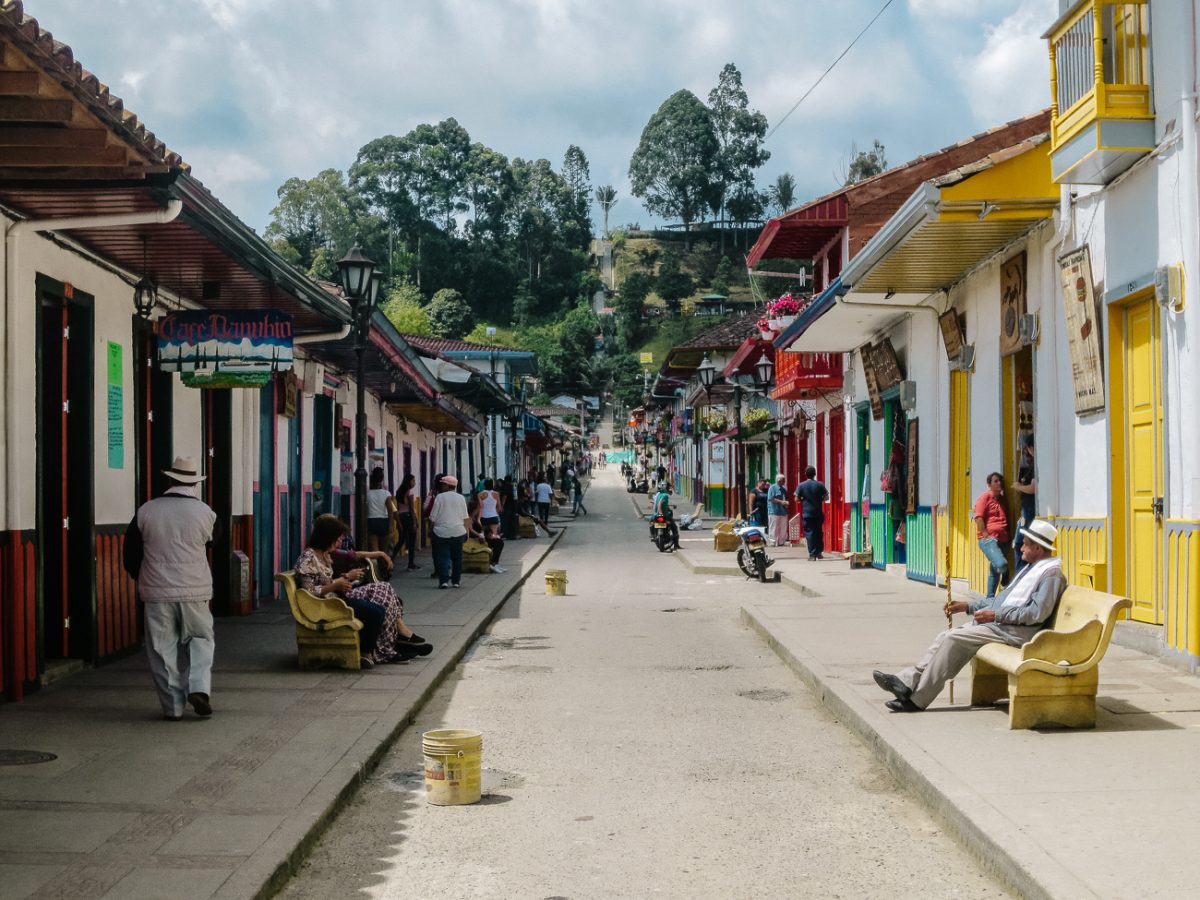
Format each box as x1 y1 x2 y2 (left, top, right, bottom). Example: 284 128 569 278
0 749 57 766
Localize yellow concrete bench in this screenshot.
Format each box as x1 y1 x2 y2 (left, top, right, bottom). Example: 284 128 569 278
970 585 1131 729
463 538 492 573
275 570 363 671
713 520 739 552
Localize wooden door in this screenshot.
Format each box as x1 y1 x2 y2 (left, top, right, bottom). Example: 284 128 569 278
827 407 846 551
1124 298 1163 623
948 370 973 580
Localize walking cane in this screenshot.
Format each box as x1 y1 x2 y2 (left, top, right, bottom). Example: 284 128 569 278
945 544 955 705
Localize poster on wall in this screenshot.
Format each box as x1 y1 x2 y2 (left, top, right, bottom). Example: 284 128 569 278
860 344 884 421
106 341 123 469
158 309 294 388
1057 245 1106 414
1000 251 1027 357
339 453 354 495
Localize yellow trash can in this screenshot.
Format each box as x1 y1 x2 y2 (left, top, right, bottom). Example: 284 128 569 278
544 569 567 596
423 729 483 806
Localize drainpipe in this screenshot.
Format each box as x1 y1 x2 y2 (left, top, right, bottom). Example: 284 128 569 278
1180 86 1199 518
293 323 352 344
3 199 183 534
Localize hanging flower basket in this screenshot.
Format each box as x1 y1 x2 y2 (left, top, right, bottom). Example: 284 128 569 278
756 317 774 340
767 317 781 331
777 314 797 328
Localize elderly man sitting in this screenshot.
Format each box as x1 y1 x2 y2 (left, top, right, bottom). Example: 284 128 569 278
873 519 1066 713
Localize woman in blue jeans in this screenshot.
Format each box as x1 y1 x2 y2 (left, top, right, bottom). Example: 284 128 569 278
973 471 1011 597
427 475 482 588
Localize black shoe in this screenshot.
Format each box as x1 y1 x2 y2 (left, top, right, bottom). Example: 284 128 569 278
408 564 422 571
400 642 433 657
885 698 922 713
187 692 212 717
405 632 426 644
872 671 912 702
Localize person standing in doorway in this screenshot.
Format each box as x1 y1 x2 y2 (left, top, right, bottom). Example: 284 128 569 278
124 456 218 721
1010 437 1037 575
767 474 790 547
795 466 829 560
747 478 770 528
974 471 1011 597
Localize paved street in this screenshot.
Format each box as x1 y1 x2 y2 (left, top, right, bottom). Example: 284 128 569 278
280 471 1005 900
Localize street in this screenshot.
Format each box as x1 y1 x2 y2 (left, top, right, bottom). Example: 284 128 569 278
281 471 1007 900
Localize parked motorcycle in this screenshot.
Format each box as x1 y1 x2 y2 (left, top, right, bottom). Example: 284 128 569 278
649 513 676 552
627 475 649 493
734 521 773 582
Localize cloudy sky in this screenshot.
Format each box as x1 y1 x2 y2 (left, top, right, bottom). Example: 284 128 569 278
40 0 1057 234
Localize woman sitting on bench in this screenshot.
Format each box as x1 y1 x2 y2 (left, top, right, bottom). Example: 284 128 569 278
295 515 432 667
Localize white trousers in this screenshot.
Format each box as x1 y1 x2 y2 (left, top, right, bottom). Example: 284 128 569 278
144 601 215 716
768 515 789 546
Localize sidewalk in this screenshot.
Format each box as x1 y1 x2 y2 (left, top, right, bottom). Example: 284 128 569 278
0 531 563 900
674 536 1200 900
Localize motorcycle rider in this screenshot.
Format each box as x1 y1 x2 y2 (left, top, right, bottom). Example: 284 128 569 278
651 481 681 551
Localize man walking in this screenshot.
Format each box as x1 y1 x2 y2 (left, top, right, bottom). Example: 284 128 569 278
872 520 1066 712
124 456 217 721
767 474 789 547
794 466 829 560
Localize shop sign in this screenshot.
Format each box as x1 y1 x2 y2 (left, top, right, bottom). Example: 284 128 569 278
870 338 904 391
906 419 918 515
999 251 1027 357
938 309 966 361
1057 246 1105 415
276 370 298 418
158 309 294 388
860 344 884 421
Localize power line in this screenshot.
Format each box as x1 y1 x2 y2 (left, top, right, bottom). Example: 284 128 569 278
766 0 898 141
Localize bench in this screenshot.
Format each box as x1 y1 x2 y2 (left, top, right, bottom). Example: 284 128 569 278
463 537 492 573
970 585 1132 729
274 565 379 671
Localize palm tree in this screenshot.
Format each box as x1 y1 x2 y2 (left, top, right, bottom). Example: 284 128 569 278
594 185 618 238
768 173 796 216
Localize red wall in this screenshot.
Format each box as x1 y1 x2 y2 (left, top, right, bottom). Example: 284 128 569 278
0 531 38 701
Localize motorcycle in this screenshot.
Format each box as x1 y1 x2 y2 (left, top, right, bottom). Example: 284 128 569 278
649 513 675 552
627 475 649 493
734 521 773 582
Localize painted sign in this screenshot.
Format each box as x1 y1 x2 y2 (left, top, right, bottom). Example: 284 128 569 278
938 309 965 361
860 344 884 421
158 309 294 388
106 341 123 469
639 352 654 365
1057 246 1105 414
906 418 918 515
870 338 904 391
999 251 1027 357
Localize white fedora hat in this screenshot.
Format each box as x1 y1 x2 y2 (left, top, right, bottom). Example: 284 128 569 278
1020 518 1057 551
163 456 206 484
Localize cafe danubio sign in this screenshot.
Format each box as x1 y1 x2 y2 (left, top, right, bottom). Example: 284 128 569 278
157 310 294 388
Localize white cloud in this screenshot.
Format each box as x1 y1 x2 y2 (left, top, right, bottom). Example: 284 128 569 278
956 0 1057 125
908 0 1013 19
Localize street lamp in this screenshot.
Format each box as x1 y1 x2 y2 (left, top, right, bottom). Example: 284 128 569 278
337 245 379 548
696 353 716 396
754 351 775 389
506 396 525 478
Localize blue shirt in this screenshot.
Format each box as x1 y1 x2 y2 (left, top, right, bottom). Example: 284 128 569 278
766 483 788 516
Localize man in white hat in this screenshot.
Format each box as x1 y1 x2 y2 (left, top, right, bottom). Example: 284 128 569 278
124 456 218 720
872 518 1066 712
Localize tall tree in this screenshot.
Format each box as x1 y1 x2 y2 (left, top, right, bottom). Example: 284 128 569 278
265 169 358 280
726 185 767 251
843 140 888 184
559 145 593 251
768 172 797 216
594 185 618 238
655 247 695 316
628 89 719 247
707 63 770 251
427 288 475 338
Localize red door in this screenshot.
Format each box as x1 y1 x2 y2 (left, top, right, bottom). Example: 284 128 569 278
826 407 846 552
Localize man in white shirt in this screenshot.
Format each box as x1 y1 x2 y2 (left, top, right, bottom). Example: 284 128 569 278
428 475 475 588
534 477 554 528
124 456 218 720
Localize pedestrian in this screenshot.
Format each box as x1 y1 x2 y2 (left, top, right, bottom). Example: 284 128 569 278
747 477 770 528
767 473 789 547
974 471 1011 597
1010 436 1037 575
872 520 1065 712
795 466 829 560
123 456 218 721
470 504 506 573
394 473 420 571
476 478 503 539
534 476 554 528
572 472 588 516
429 475 474 589
366 467 397 554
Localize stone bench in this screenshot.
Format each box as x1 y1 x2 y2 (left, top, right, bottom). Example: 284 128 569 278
274 566 375 671
970 585 1132 729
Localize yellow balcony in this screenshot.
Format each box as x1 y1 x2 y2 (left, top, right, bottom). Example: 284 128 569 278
1044 0 1154 184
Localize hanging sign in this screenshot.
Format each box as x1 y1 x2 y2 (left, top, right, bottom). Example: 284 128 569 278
158 309 294 388
106 341 124 469
870 338 904 391
999 251 1027 357
1057 246 1105 415
860 344 884 421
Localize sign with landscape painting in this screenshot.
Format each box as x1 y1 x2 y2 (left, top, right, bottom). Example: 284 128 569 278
157 310 294 388
1057 246 1105 415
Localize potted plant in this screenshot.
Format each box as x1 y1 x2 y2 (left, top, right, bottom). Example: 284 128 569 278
757 317 774 340
768 293 802 327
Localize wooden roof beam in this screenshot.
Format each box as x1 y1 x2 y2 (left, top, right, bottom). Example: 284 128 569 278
0 127 108 148
0 97 72 121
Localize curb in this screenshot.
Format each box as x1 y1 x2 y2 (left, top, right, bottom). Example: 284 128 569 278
224 530 566 900
739 603 1097 900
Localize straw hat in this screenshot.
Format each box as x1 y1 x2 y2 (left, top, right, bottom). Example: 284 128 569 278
163 456 205 484
1020 519 1057 551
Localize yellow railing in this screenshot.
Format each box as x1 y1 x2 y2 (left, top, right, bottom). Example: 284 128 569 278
1047 0 1152 149
1165 521 1200 659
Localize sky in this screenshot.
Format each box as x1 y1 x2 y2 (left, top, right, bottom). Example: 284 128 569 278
37 0 1058 236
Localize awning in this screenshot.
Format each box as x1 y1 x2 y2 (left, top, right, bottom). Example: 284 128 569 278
746 193 849 270
771 350 844 400
777 136 1057 352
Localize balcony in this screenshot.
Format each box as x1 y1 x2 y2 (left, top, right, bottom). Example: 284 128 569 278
1045 0 1154 184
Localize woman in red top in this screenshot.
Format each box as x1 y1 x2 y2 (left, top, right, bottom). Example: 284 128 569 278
973 471 1011 597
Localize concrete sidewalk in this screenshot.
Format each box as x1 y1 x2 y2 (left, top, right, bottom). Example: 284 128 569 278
673 535 1200 900
0 530 564 900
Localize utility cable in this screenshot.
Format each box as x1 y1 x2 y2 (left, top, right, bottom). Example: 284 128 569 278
766 0 897 141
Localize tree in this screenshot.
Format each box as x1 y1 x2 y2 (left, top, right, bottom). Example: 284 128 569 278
616 270 653 348
726 185 767 252
629 90 719 246
767 172 796 216
559 145 593 251
843 140 888 185
707 63 770 251
655 248 695 315
711 256 734 296
265 168 358 279
594 185 618 238
427 288 475 338
380 282 432 335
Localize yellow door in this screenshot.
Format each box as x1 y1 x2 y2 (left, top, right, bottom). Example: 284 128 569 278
948 370 973 580
1125 298 1163 623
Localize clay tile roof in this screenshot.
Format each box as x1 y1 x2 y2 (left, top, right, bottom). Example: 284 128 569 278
528 405 578 418
400 334 531 355
675 312 759 351
0 1 187 171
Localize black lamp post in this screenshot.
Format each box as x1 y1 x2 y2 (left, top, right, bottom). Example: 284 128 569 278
754 351 775 390
337 246 380 548
506 396 525 478
697 353 716 396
